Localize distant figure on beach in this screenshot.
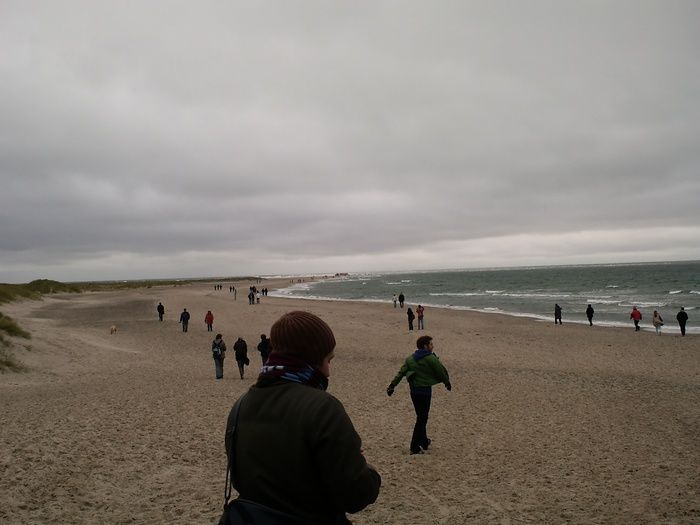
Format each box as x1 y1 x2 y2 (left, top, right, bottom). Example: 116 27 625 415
652 310 664 335
257 334 271 365
393 294 397 308
233 337 249 379
416 305 425 330
222 311 380 523
248 291 255 305
630 306 642 331
179 308 190 332
212 333 227 379
204 310 214 332
256 291 261 304
407 307 415 331
398 293 405 308
676 307 688 336
157 302 165 322
386 335 451 455
554 304 562 325
586 304 594 326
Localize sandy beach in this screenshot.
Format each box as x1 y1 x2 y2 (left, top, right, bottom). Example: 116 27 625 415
1 281 698 524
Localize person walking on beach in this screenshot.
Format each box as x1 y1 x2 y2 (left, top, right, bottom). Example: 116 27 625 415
212 333 227 379
157 302 165 322
257 333 271 365
393 294 397 308
630 306 642 331
204 310 214 332
416 305 425 330
586 304 594 326
386 335 451 455
222 311 381 523
677 307 689 336
233 337 249 379
652 310 664 335
179 308 190 332
407 307 415 331
554 304 562 325
398 293 405 308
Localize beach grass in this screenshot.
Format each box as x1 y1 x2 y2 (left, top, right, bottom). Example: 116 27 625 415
0 313 30 373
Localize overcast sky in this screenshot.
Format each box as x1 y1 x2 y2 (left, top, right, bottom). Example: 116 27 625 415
1 1 699 283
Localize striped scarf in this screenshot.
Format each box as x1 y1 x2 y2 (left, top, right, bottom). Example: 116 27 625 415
257 352 328 391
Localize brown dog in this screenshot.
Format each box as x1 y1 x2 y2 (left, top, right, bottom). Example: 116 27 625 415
110 325 118 335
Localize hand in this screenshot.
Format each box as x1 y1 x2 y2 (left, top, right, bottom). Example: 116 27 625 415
386 386 394 397
445 382 452 391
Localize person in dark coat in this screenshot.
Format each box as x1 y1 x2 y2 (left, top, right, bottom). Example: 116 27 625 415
179 308 190 332
398 293 405 308
407 307 415 331
157 302 165 321
586 304 594 326
224 311 380 523
257 334 271 365
676 307 689 336
554 304 562 325
233 337 249 379
212 333 226 379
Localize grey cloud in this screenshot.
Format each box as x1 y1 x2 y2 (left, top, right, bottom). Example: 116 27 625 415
1 1 699 281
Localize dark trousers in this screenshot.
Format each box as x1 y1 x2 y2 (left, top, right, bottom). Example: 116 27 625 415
207 323 213 332
408 319 414 330
410 391 431 453
214 358 224 379
679 322 686 336
237 360 245 379
633 320 640 331
158 313 163 321
182 321 188 332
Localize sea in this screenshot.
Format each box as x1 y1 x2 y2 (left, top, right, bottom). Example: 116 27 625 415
271 261 700 334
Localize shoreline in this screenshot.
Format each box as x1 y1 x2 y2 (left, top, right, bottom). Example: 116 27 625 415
1 281 699 524
271 288 699 335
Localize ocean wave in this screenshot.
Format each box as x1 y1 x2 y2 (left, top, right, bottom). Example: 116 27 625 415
585 299 620 305
606 285 620 288
484 290 504 294
690 290 700 295
668 290 683 295
429 292 485 297
619 301 668 308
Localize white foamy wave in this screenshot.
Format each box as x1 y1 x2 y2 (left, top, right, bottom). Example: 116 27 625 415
668 290 683 295
500 292 571 299
385 281 404 285
429 292 485 297
401 279 412 283
619 301 668 308
690 290 700 295
485 290 504 294
606 285 620 288
586 299 620 305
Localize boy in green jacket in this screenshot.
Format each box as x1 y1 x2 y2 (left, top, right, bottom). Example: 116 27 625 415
387 335 451 454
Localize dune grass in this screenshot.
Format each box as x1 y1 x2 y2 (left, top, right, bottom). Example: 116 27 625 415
0 313 31 373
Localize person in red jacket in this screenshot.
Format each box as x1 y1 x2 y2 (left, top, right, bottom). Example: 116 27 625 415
204 310 214 332
630 306 642 331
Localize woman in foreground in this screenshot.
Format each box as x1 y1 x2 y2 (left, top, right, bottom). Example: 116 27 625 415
223 311 381 524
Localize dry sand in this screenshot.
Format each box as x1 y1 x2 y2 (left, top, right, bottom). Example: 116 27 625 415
1 280 699 524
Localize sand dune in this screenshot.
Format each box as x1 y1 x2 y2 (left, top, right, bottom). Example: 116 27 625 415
1 281 698 524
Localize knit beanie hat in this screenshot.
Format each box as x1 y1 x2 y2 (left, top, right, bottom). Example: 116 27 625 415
270 311 336 366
